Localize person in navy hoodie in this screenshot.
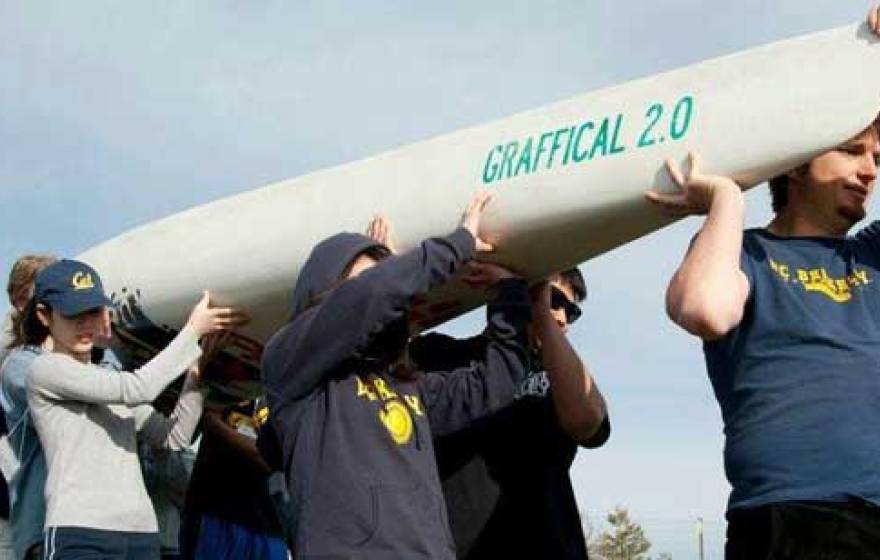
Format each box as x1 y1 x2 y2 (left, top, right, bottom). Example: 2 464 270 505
366 216 608 560
261 192 533 560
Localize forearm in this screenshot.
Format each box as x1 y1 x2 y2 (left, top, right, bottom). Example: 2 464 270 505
346 227 476 329
30 327 201 405
202 411 271 473
161 377 204 450
422 279 532 435
667 183 748 338
265 228 476 401
136 372 204 450
534 313 606 442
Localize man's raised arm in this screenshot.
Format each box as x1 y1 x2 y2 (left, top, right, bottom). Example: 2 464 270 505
645 153 750 339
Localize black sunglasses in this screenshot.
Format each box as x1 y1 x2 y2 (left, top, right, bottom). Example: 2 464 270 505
551 287 582 325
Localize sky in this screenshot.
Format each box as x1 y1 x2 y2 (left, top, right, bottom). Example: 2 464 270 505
2 1 878 557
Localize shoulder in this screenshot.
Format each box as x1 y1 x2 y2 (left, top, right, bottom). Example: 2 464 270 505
263 317 310 362
31 351 65 370
738 229 778 278
29 353 61 383
742 227 762 240
741 228 770 253
2 346 41 366
261 321 301 383
855 220 880 240
1 346 41 379
851 220 880 254
29 352 89 386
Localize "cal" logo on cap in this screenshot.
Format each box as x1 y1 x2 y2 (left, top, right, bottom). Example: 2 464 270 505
71 272 95 291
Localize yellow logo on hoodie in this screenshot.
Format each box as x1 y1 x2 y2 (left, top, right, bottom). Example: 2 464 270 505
354 375 424 446
380 401 413 445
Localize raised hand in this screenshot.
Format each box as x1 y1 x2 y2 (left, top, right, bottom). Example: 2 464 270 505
459 191 495 252
185 291 251 338
94 307 113 348
365 214 398 254
644 152 741 217
869 4 880 36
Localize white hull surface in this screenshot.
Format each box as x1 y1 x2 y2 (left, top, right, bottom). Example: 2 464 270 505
80 23 880 399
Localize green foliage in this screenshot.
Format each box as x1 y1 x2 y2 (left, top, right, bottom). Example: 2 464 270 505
587 506 652 560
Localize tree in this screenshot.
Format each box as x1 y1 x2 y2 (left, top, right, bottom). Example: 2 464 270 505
589 506 652 560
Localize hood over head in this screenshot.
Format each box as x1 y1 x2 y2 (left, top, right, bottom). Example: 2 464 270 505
290 232 389 318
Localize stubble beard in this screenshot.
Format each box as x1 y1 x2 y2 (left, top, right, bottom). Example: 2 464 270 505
836 203 866 230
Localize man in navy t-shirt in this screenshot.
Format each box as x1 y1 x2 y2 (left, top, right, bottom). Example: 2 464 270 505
647 88 880 556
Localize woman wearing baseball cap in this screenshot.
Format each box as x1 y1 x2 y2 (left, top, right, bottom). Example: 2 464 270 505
20 259 248 559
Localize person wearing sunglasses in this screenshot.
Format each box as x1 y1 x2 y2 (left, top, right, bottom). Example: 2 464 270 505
408 267 609 560
552 283 581 323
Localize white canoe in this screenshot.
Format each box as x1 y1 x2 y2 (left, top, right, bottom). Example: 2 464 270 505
79 22 880 398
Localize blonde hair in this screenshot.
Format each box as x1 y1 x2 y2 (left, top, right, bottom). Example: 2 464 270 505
7 254 57 348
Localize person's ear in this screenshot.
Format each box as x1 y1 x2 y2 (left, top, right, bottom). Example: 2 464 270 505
35 304 52 329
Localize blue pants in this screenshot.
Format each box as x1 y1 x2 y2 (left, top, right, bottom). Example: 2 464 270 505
192 515 287 560
42 527 158 560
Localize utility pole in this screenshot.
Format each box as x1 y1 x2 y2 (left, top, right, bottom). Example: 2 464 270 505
697 516 705 560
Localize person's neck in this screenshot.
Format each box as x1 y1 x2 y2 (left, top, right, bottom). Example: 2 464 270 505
41 336 54 352
54 344 91 364
766 210 850 239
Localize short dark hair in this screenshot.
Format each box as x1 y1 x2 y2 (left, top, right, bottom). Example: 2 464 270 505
768 174 789 213
769 119 880 214
558 268 586 303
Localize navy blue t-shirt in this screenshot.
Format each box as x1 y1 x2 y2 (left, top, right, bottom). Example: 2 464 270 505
705 224 880 513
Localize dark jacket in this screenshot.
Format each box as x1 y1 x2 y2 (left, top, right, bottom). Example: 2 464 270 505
410 333 611 560
261 228 532 559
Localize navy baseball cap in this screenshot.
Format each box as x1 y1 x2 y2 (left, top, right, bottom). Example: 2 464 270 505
34 259 112 317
